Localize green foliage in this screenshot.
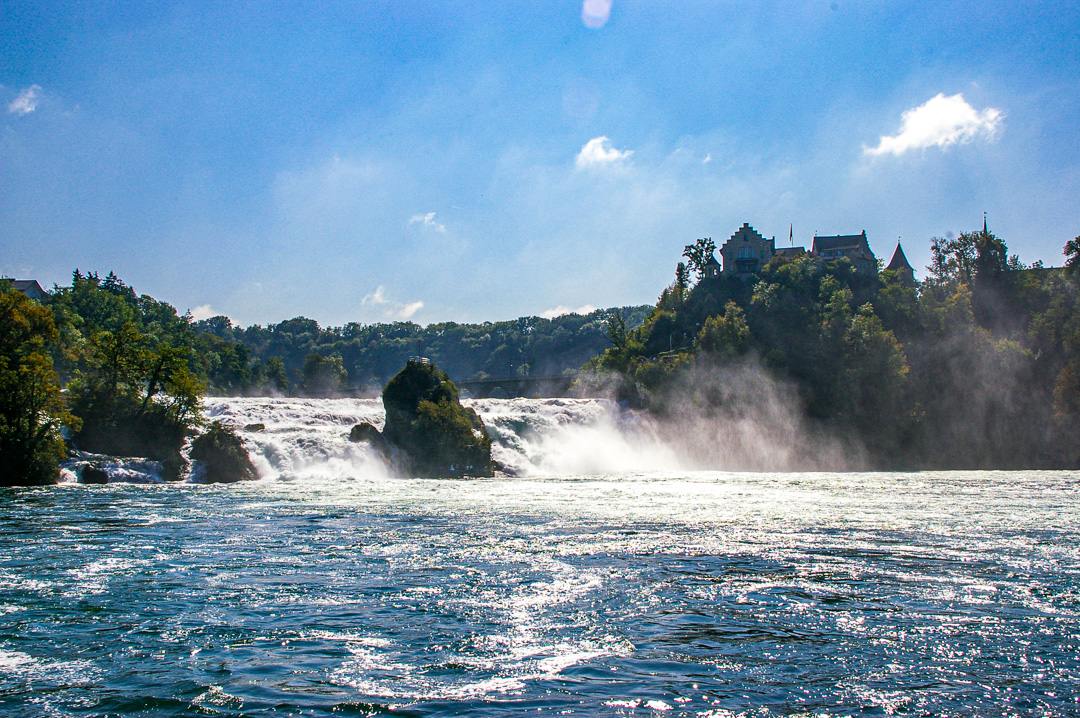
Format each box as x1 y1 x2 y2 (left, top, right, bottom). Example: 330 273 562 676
301 353 348 396
382 360 492 477
696 301 749 358
682 237 718 281
190 305 651 396
928 232 979 288
1065 235 1080 275
45 273 206 470
66 319 204 467
675 262 690 292
0 289 73 486
190 421 258 483
265 356 290 393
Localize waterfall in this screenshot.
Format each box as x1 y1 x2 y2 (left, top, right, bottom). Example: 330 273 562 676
201 396 683 481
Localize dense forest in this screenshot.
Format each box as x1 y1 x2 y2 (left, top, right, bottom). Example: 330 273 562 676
190 304 651 396
586 230 1080 469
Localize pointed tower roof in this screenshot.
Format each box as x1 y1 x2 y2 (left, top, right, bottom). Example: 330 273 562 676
886 241 913 272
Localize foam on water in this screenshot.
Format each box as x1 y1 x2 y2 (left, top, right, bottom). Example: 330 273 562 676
0 398 1077 716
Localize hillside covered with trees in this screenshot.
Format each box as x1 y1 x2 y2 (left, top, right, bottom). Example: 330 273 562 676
190 305 651 396
586 229 1080 469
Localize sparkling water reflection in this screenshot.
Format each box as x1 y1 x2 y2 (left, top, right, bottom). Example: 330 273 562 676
1 399 1077 716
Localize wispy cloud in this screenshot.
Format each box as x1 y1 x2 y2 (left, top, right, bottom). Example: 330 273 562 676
540 304 597 319
575 136 632 169
8 85 41 115
409 211 446 232
362 285 424 320
582 0 612 29
865 93 1002 157
189 304 221 321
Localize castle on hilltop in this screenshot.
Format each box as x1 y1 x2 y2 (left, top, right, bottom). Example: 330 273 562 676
714 222 913 284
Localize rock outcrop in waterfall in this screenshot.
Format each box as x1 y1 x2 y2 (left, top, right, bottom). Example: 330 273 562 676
352 360 494 478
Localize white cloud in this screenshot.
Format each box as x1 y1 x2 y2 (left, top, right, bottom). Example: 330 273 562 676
189 304 222 321
8 85 41 115
398 301 424 319
582 0 612 29
362 286 390 305
363 285 424 320
865 93 1002 157
540 304 598 319
575 136 633 169
409 211 446 232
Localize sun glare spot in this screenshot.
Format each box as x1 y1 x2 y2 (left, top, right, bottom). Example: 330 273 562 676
582 0 612 29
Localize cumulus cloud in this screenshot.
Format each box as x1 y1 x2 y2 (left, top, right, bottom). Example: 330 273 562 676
189 304 222 321
575 136 633 169
409 211 446 232
8 85 41 115
582 0 612 29
865 93 1002 157
540 304 597 319
362 285 424 320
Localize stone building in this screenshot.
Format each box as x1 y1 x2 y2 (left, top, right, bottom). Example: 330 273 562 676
810 231 877 274
712 223 882 279
719 223 776 277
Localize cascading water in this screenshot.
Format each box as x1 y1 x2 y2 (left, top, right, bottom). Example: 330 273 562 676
201 396 684 481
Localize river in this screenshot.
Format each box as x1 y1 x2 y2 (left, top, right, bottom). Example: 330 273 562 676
1 397 1077 716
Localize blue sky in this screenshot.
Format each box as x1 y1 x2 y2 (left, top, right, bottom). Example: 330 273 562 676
3 1 1079 326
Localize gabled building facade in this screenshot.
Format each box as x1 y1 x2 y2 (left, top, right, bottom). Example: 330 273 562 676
719 223 776 278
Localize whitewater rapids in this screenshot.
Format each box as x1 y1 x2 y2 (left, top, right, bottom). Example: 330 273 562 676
203 396 683 481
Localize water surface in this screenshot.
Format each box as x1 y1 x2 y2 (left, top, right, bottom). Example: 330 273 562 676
1 398 1077 716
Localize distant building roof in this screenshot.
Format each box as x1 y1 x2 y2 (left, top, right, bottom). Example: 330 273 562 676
886 242 913 272
812 231 870 254
6 279 51 300
774 247 805 259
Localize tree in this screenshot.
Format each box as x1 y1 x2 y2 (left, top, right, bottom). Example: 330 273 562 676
301 353 347 395
68 320 203 471
927 232 978 288
0 289 74 486
606 310 628 351
265 356 290 393
683 237 718 281
696 301 750 358
675 262 690 293
1065 235 1080 275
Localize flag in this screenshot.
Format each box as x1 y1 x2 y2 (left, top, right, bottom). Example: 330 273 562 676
789 224 793 246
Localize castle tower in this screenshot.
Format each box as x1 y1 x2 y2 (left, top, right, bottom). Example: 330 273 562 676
886 241 915 285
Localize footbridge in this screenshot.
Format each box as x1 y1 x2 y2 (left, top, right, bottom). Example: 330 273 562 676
455 374 577 399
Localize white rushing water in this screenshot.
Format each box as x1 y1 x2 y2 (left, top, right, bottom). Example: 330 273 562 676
203 396 684 481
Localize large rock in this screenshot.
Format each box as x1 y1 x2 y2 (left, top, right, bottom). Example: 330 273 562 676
381 360 493 478
190 422 258 483
348 421 397 468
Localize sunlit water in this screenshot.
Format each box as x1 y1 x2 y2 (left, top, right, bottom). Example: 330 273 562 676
2 397 1078 716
